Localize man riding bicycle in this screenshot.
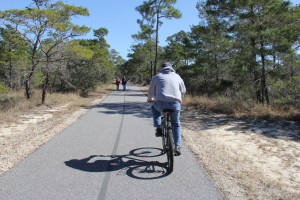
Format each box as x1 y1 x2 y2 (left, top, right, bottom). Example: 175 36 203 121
147 62 186 156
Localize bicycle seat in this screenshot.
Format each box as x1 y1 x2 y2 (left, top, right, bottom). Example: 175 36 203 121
163 109 174 113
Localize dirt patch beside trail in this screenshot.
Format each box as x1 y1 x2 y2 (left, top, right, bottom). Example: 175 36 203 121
181 109 300 200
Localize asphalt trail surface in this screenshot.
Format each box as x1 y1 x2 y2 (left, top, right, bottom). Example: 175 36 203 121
0 84 224 200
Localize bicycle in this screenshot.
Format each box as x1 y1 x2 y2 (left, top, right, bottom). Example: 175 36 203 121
161 108 176 173
148 100 177 173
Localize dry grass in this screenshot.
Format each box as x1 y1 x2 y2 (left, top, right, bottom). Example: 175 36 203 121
0 83 114 125
183 94 300 122
136 84 299 121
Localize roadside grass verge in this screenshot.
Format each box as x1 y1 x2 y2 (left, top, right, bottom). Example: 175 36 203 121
0 83 114 125
183 95 300 122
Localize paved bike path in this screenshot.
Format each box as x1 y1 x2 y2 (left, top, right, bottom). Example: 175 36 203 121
0 84 224 200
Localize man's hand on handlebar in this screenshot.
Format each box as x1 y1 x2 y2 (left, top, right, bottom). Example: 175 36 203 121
147 98 155 102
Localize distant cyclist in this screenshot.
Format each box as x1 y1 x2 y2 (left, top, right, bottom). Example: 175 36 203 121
147 62 186 156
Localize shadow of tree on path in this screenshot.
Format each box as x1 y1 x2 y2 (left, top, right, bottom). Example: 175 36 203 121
95 101 153 119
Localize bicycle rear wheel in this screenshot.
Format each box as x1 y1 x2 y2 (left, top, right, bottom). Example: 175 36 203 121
166 128 174 173
161 128 167 153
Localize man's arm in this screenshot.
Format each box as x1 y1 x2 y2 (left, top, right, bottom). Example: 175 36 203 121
147 78 156 101
180 78 186 97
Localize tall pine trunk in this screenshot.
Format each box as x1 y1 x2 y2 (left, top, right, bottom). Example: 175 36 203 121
260 39 269 104
42 57 50 104
154 9 159 75
249 37 261 102
25 67 35 99
25 33 41 99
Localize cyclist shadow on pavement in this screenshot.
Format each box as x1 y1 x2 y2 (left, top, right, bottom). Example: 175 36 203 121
64 147 170 180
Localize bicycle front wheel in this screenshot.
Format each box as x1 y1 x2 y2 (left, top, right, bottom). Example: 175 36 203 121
166 128 174 173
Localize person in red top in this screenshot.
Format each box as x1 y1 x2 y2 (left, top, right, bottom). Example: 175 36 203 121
115 77 121 90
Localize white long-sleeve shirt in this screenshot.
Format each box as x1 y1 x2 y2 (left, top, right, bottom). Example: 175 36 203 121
148 66 186 103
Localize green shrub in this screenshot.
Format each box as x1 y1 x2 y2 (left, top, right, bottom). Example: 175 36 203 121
0 84 8 94
34 71 44 87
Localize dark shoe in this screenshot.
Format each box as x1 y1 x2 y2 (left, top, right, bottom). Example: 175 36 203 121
155 127 162 137
174 146 181 156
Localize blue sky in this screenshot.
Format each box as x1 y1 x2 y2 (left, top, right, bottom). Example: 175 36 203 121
1 0 299 59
